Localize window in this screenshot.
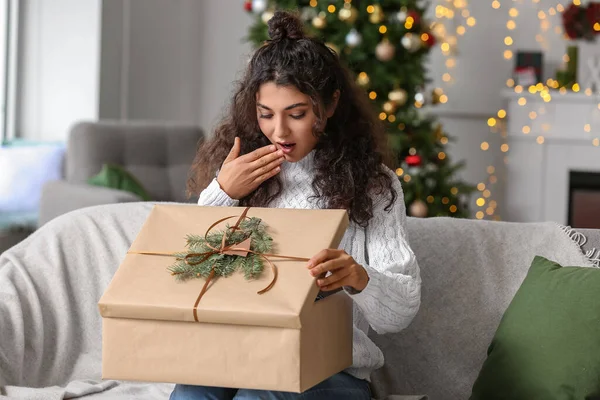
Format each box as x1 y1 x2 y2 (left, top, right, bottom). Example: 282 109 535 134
0 0 18 142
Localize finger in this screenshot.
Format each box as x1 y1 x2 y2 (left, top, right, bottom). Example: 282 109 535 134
307 249 339 269
253 164 281 184
250 149 284 169
317 268 351 288
250 156 285 180
310 257 347 277
224 137 241 163
321 277 352 292
239 144 277 163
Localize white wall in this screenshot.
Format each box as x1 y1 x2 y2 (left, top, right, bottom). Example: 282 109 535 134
99 0 252 131
16 0 101 141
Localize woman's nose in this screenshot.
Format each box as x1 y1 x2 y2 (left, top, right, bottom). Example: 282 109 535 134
274 116 291 137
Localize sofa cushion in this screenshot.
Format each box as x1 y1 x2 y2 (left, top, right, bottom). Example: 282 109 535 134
0 141 65 214
87 164 151 201
470 256 600 399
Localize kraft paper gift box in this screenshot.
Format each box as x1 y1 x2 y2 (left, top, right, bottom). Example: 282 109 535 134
98 204 353 393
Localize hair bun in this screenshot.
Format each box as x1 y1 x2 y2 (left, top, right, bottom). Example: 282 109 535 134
267 10 305 41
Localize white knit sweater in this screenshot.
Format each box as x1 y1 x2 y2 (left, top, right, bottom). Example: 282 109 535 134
198 151 421 381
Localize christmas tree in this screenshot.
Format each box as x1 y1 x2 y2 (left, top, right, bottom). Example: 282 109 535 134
244 0 475 218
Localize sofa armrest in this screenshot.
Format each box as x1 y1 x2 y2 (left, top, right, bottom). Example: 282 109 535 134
38 180 142 226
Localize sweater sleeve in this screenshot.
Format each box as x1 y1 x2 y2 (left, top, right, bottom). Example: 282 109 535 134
197 178 240 207
347 168 421 335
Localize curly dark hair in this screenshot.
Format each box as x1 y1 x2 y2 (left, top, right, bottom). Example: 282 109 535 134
188 10 396 227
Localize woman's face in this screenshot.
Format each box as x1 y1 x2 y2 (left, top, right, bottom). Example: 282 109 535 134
256 82 333 163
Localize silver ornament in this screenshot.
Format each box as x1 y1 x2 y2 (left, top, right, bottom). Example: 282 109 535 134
401 33 421 53
396 10 408 23
251 0 267 14
301 7 318 21
345 29 362 47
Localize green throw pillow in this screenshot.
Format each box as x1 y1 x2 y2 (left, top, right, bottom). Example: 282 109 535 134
87 164 151 201
470 256 600 400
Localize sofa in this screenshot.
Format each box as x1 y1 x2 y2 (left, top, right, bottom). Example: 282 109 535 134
0 202 598 399
38 121 204 226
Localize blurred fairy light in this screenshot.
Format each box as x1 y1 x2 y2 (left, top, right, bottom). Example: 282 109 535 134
433 0 474 88
475 0 581 221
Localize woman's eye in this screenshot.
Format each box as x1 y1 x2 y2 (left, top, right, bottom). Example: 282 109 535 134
259 114 273 119
291 112 306 120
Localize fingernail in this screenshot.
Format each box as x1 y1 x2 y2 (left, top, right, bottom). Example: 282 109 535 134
275 167 281 172
277 150 283 156
270 145 276 151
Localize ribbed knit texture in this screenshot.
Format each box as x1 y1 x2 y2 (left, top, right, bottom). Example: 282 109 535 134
198 151 421 381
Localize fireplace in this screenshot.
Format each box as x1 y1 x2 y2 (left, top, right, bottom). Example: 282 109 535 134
568 171 600 229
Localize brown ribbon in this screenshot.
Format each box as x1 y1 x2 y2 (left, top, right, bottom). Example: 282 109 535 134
128 207 309 322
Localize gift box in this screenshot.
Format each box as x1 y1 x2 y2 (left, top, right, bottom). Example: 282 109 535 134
98 204 352 393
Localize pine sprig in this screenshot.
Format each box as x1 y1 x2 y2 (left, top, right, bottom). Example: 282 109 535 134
167 217 273 282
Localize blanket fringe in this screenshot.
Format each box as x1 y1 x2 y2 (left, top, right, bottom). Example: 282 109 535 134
557 224 600 268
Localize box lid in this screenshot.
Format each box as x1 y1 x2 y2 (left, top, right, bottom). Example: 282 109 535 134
98 204 349 329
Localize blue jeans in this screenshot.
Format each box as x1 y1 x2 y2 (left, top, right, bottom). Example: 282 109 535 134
169 372 371 400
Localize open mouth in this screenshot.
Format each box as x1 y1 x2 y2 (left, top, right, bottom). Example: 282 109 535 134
278 142 296 154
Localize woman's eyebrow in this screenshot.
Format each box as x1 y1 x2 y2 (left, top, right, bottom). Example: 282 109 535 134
257 102 308 111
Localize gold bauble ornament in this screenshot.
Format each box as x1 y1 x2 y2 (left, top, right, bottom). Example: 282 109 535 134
388 88 408 106
409 200 428 218
339 6 358 24
261 10 274 24
356 72 370 87
312 15 327 29
375 39 396 62
383 101 397 113
369 4 384 24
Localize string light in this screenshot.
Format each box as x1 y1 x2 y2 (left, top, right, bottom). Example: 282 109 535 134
434 1 473 89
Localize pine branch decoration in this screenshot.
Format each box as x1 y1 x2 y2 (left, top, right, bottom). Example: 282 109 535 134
167 217 273 282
